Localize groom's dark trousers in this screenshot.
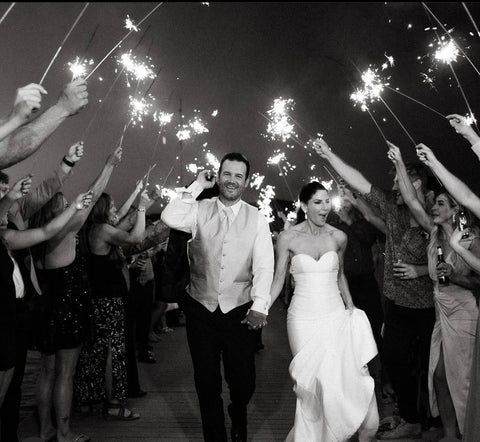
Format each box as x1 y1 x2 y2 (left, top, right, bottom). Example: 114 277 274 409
180 293 257 442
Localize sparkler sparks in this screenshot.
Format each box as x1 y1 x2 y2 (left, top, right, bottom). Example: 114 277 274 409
257 185 276 223
265 98 297 142
332 196 342 211
128 96 152 127
211 109 218 117
176 127 191 141
153 111 174 128
434 39 459 64
267 150 296 176
350 66 389 111
189 116 209 135
321 180 333 191
68 57 94 80
463 113 477 126
125 14 139 32
205 152 220 171
117 51 155 83
249 173 265 190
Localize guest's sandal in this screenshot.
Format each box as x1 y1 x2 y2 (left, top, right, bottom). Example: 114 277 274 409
103 402 140 421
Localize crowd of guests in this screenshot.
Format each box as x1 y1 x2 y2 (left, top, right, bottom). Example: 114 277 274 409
0 76 480 442
0 79 176 442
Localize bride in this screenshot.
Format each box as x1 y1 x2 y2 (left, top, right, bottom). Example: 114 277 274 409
270 182 379 441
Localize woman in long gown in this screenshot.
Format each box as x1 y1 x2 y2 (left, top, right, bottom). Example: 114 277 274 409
269 181 379 442
388 143 480 438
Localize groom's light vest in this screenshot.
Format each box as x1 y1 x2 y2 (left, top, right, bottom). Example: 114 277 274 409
187 199 258 313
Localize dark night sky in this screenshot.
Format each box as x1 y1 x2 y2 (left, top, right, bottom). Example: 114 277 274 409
2 2 480 211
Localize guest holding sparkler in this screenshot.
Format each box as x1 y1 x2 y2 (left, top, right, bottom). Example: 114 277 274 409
0 78 88 170
389 142 479 439
0 141 84 442
314 138 434 440
0 83 46 142
30 146 122 442
447 114 480 160
416 143 480 442
74 189 152 421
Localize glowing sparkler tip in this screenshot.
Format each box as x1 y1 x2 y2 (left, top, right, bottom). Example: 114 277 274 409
125 14 139 32
434 40 459 64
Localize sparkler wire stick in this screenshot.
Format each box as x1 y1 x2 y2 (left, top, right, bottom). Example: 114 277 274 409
80 68 124 139
386 86 446 119
462 2 480 38
365 108 389 144
0 2 15 26
423 4 479 132
143 66 163 98
422 2 480 77
39 3 90 85
322 165 340 187
118 119 133 149
145 132 163 184
84 23 99 53
86 2 163 80
378 97 417 147
276 164 296 201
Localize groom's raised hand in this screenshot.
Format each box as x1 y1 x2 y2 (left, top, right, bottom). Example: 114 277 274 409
241 310 267 330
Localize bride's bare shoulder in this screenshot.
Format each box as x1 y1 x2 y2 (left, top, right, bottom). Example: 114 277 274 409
326 224 347 244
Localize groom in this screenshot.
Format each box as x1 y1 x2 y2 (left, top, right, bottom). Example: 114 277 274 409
161 152 274 442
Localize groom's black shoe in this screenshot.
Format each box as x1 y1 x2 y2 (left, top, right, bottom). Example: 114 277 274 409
228 404 247 442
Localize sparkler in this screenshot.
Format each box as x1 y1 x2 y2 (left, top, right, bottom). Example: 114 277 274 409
39 3 90 85
128 95 152 127
86 3 163 80
125 14 139 32
153 111 174 130
267 150 296 200
68 57 94 80
422 3 480 77
249 173 265 190
257 185 276 223
463 2 480 38
0 2 15 26
265 98 297 142
434 40 459 64
386 86 446 119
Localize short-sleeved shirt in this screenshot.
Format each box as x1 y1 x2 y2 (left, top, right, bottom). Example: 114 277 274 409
365 186 433 309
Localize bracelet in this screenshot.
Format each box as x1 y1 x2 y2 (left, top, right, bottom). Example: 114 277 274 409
136 208 145 212
62 156 75 168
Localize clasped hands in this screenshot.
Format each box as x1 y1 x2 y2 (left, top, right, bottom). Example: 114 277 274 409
240 310 268 330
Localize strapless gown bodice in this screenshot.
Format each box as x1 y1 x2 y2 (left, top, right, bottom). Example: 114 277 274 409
289 251 344 319
286 252 379 441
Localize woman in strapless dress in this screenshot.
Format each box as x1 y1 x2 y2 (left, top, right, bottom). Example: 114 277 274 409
269 181 379 441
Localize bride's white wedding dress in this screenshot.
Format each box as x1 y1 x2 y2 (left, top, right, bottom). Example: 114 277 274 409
286 251 379 441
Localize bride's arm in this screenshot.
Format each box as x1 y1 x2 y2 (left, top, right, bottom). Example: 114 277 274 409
335 230 354 313
269 230 293 306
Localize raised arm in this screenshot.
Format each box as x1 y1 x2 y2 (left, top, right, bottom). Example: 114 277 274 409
417 143 480 219
313 138 372 195
447 114 480 161
0 176 32 222
0 83 47 141
116 179 143 221
343 187 387 235
0 79 88 169
387 142 434 232
14 141 84 222
53 146 123 239
98 191 151 247
0 192 92 250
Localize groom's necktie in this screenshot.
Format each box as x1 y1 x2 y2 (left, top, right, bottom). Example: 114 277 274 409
221 206 234 231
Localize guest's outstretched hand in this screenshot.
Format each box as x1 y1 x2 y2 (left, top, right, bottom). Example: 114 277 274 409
66 141 84 164
416 143 437 167
11 83 47 123
8 175 32 200
312 138 332 159
386 141 403 165
74 191 93 210
57 78 88 116
446 114 480 144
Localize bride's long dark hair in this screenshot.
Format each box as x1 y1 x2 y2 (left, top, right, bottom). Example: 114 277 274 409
296 181 327 224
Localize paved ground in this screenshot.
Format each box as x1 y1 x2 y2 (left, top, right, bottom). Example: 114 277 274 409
18 302 444 441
